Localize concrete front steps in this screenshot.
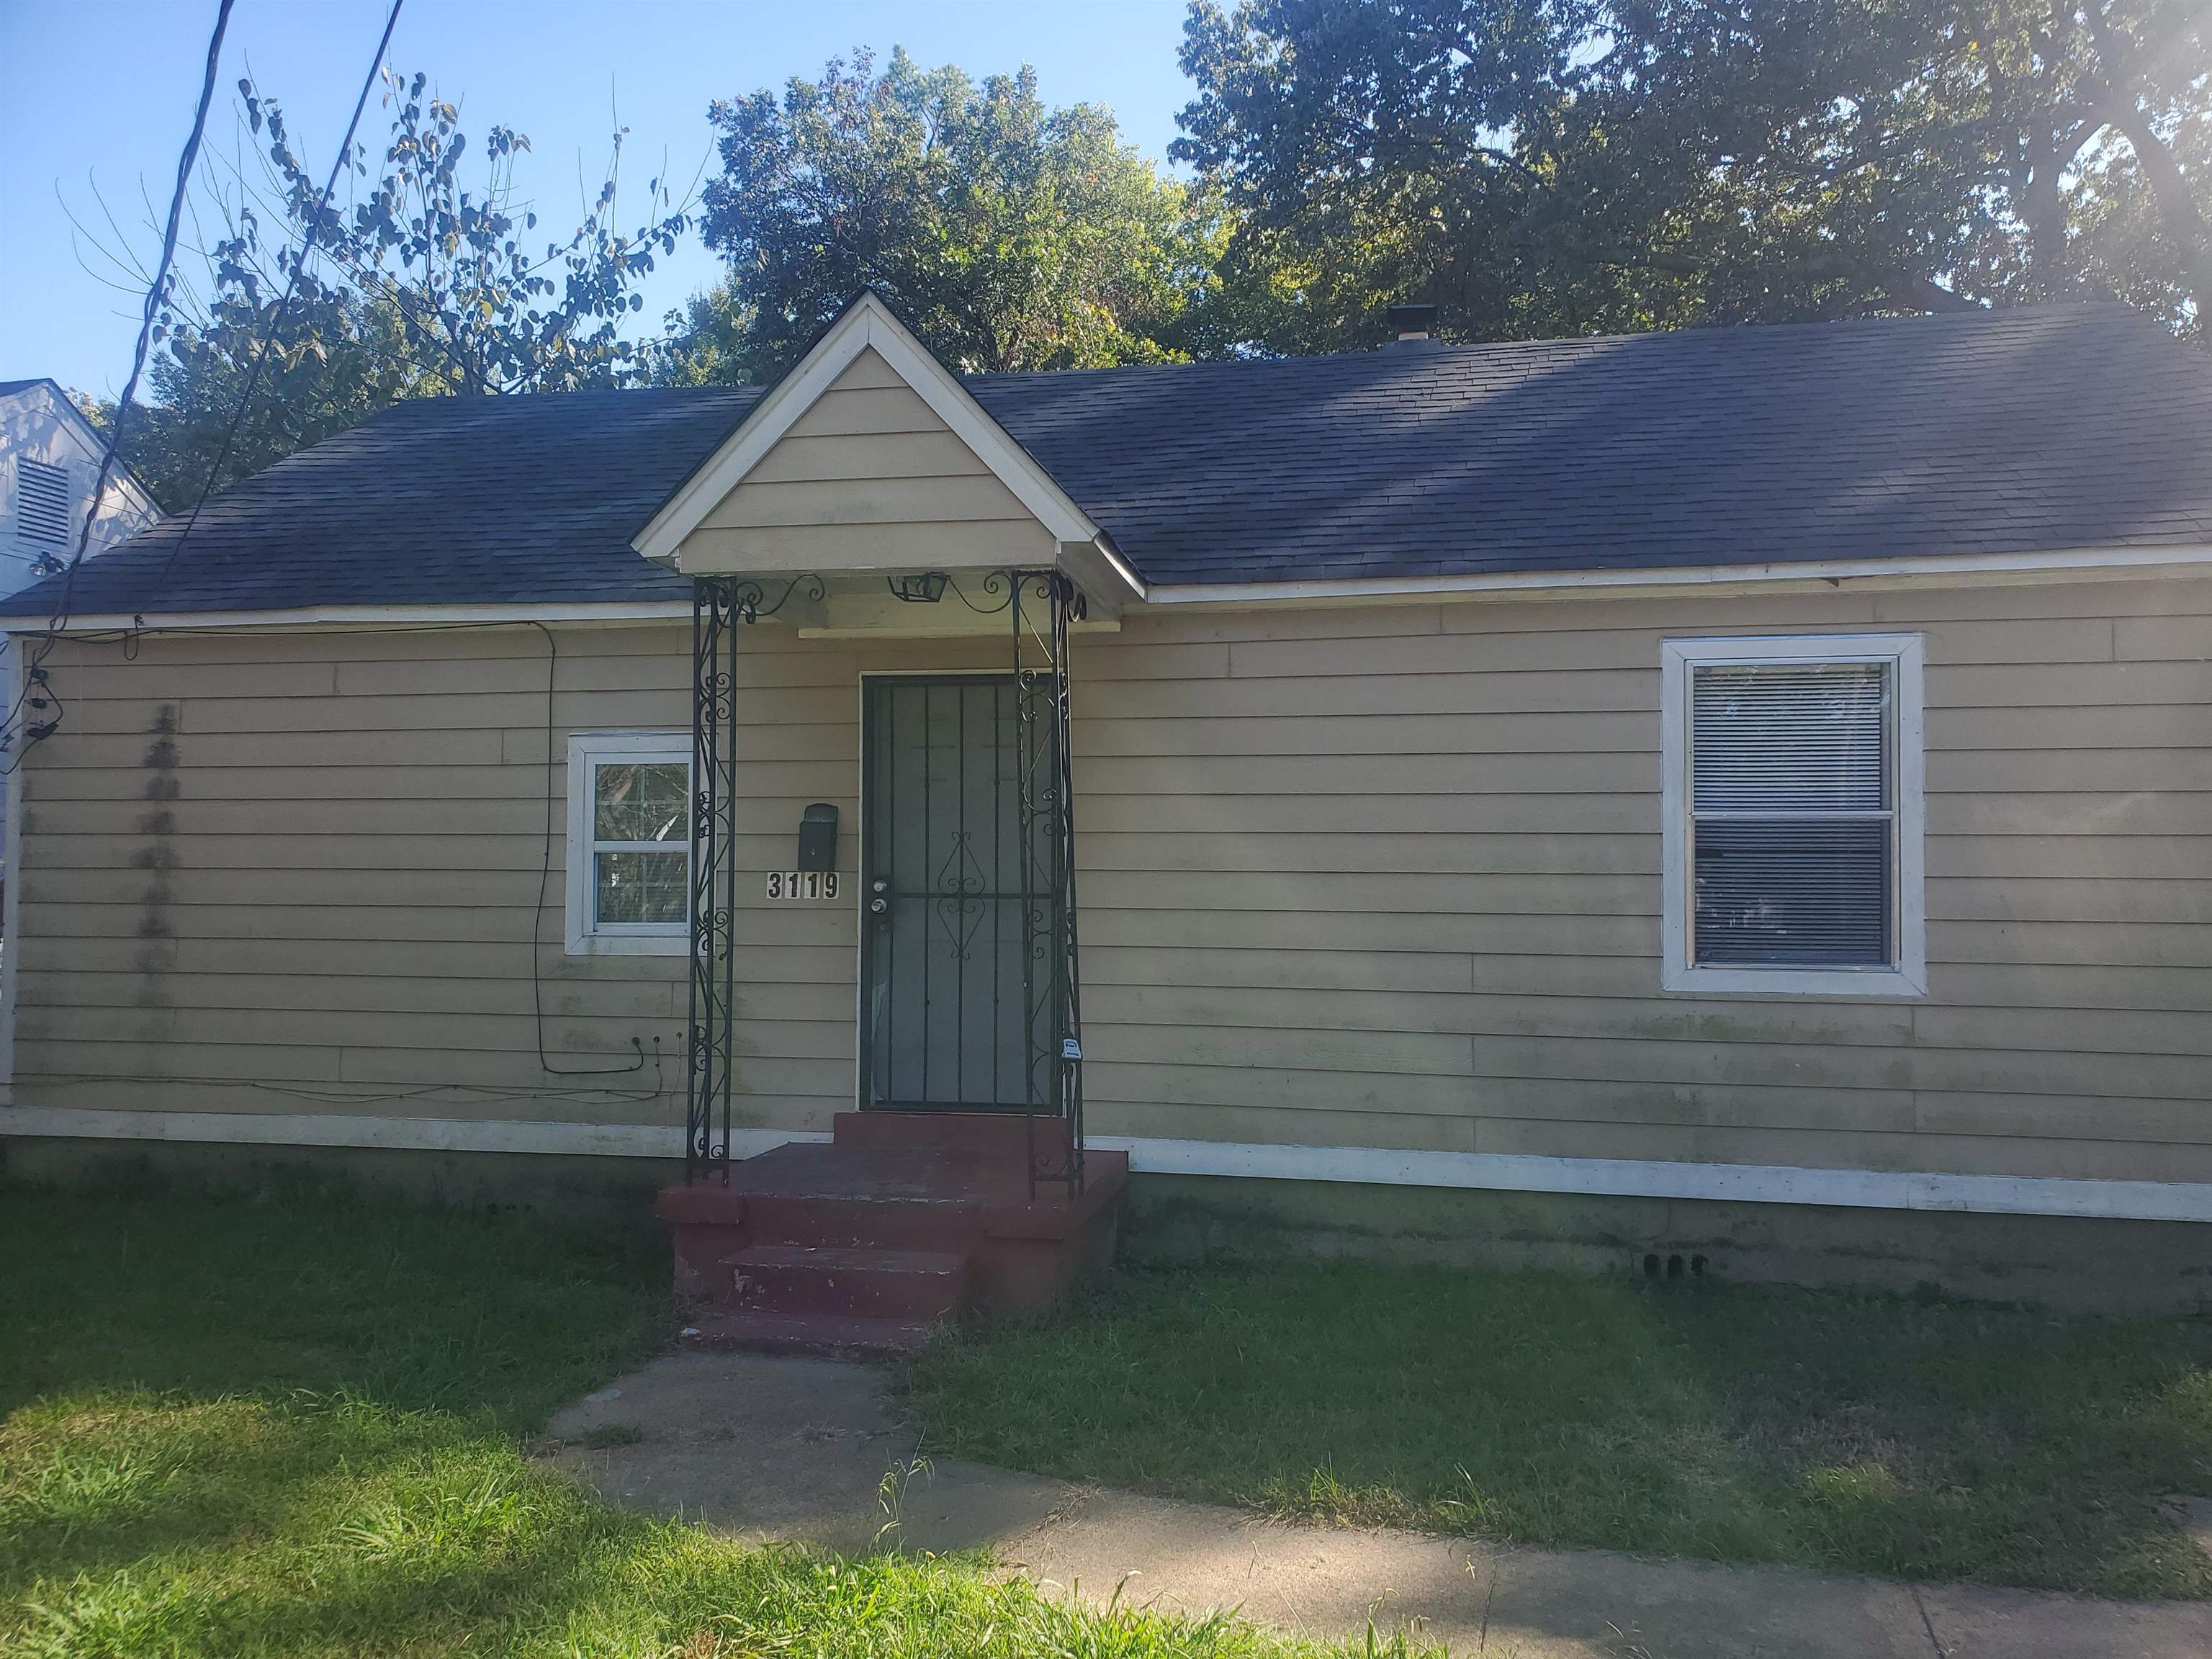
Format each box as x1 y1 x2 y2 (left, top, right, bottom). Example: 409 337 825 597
656 1111 1126 1359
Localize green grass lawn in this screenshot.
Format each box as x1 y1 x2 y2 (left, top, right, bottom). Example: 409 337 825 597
903 1262 2212 1601
0 1169 1412 1658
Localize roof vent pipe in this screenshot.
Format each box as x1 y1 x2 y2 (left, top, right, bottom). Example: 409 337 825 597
1387 302 1438 342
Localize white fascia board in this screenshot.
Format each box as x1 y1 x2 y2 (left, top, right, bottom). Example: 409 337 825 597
6 601 695 636
1060 535 1149 608
1137 544 2212 609
20 541 2203 637
630 292 1107 568
7 1107 2210 1223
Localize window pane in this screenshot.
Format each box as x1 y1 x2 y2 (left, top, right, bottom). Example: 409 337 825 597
1694 820 1889 965
1692 662 1888 813
595 849 687 926
594 762 688 842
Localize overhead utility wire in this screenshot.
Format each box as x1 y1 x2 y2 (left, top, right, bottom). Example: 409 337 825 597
136 0 408 614
9 0 406 767
0 0 236 770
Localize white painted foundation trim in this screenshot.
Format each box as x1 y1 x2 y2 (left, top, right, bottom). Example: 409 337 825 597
1085 1138 2212 1224
0 1106 827 1161
6 1107 2208 1223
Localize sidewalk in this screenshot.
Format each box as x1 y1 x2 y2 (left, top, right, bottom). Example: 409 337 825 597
543 1350 2212 1659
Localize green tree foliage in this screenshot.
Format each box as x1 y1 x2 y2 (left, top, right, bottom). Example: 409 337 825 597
671 48 1226 383
648 276 759 388
104 68 688 508
1177 0 2212 349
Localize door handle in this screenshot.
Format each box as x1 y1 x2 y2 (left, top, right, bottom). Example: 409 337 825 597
870 896 890 916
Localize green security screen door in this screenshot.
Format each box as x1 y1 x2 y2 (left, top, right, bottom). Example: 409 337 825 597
860 675 1052 1111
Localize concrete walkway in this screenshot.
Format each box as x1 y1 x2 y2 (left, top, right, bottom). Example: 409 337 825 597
541 1351 2211 1658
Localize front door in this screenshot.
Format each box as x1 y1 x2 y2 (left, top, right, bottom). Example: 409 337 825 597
860 675 1053 1110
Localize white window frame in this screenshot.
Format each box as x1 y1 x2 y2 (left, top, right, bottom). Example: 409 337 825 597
1660 633 1926 998
565 731 691 956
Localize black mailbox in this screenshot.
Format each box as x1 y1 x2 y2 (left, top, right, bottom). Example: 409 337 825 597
797 803 838 873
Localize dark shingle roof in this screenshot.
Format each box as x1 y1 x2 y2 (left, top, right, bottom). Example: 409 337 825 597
8 304 2209 618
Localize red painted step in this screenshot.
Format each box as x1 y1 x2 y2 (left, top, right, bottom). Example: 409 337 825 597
719 1244 971 1322
657 1112 1129 1350
678 1310 935 1361
738 1189 982 1254
831 1110 1071 1165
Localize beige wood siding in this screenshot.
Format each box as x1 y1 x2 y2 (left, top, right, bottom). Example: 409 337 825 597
13 624 696 1129
677 348 1057 573
11 572 2210 1184
1070 577 2212 1182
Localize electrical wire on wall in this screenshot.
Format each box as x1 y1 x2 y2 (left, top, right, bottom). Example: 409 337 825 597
35 611 675 1105
528 620 658 1079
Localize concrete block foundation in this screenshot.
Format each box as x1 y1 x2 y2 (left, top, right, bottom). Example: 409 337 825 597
1121 1172 2212 1316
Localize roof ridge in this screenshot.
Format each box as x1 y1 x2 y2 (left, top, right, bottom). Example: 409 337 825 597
961 301 2154 387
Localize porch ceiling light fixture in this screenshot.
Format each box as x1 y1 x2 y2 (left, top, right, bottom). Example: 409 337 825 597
888 570 950 604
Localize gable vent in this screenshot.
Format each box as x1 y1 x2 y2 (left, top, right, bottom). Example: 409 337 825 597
15 459 73 546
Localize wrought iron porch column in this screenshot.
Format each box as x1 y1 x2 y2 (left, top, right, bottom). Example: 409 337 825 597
1012 569 1086 1199
686 578 741 1181
687 573 826 1182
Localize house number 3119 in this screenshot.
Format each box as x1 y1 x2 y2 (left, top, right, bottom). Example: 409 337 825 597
765 871 839 901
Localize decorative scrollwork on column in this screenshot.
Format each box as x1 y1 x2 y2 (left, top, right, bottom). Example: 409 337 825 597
684 572 829 1180
1010 568 1086 1200
686 580 741 1180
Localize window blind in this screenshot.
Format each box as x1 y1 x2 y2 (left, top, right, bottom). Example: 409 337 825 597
1690 662 1893 967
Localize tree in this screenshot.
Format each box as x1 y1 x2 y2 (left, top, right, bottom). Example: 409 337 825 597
649 276 759 387
1175 1 2212 349
1596 1 2212 324
92 67 689 508
676 48 1227 382
1175 0 1605 350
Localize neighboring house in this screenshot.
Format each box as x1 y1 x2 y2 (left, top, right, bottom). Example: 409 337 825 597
0 379 163 592
1 295 2207 1326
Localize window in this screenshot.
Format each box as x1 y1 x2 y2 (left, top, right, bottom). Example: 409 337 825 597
14 459 71 547
1661 634 1925 996
565 732 691 954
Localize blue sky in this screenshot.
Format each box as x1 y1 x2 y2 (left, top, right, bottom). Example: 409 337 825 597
0 0 1195 395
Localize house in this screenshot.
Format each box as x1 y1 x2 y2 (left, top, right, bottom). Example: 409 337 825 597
1 294 2207 1332
0 378 163 997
